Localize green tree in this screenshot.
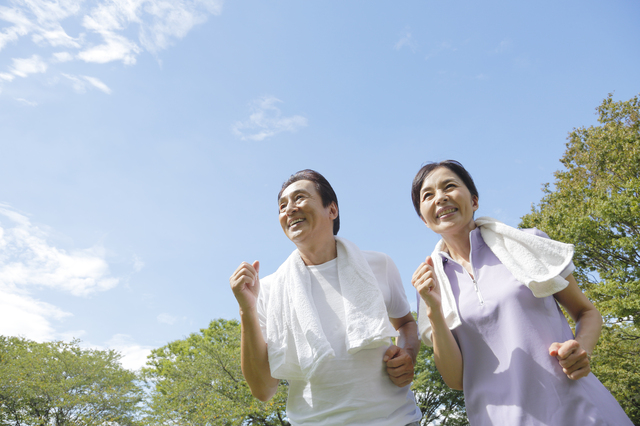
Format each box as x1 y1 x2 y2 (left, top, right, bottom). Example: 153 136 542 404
520 93 640 422
141 319 289 425
0 336 143 426
412 340 469 425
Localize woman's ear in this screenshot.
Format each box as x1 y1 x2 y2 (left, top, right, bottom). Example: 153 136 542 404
472 195 479 212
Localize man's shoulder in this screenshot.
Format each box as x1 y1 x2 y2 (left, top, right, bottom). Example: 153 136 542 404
360 249 391 262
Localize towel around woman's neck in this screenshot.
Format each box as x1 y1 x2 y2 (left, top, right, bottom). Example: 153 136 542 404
418 216 574 345
262 236 398 380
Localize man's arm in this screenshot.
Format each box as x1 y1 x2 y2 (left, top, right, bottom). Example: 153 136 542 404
384 312 419 387
230 261 280 401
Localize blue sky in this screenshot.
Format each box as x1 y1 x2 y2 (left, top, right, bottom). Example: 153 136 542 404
0 0 638 370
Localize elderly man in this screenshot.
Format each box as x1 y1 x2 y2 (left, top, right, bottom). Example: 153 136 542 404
230 169 421 425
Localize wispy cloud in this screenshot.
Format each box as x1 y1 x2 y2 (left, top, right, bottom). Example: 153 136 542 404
232 96 308 142
9 55 47 77
0 205 119 341
394 27 417 52
494 39 513 54
425 41 456 60
16 97 38 106
0 0 224 95
157 313 178 325
62 73 112 94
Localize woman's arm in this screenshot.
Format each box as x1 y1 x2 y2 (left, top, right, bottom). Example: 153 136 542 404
413 256 464 390
551 273 603 380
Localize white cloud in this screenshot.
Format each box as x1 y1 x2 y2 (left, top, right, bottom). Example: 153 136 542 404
394 28 417 52
16 97 38 106
51 51 74 62
104 334 153 370
0 0 224 92
62 73 112 94
157 313 177 325
0 291 71 341
0 205 119 341
77 32 141 65
132 254 144 272
0 72 16 82
9 55 47 77
425 41 456 60
495 39 513 54
82 75 112 94
232 96 308 142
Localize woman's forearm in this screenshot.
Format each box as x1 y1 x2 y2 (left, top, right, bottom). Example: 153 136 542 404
429 309 464 390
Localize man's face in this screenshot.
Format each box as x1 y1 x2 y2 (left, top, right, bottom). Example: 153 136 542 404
278 180 337 245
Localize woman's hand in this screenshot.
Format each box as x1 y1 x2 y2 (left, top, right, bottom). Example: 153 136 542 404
412 256 442 314
549 339 591 380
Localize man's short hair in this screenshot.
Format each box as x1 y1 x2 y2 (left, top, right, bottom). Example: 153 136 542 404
278 169 340 235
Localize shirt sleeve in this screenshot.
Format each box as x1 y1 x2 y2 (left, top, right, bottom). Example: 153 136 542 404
522 227 576 278
256 275 270 340
363 251 411 319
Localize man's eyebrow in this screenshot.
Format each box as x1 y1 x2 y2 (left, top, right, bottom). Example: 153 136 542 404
279 189 308 204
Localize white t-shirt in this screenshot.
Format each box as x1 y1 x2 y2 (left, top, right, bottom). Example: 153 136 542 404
258 250 422 426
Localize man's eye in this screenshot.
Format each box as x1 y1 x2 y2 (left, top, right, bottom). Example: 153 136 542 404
422 193 432 201
279 204 286 211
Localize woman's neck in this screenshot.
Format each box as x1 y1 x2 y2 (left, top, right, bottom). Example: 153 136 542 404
441 223 477 265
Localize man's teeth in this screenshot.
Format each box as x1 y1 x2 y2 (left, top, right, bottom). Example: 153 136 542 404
290 219 304 226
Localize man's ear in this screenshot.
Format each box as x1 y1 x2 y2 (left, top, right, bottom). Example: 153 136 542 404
329 202 338 220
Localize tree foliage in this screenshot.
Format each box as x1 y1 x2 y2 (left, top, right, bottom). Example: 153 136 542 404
412 345 469 425
0 336 143 426
520 93 640 422
141 319 289 425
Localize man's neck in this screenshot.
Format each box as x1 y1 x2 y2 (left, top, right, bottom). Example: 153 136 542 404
297 235 337 266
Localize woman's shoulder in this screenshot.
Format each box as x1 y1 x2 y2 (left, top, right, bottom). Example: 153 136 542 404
518 227 551 239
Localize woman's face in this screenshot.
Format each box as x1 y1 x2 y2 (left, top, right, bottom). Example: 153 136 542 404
418 167 478 238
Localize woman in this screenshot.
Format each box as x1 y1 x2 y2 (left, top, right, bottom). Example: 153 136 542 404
411 160 632 425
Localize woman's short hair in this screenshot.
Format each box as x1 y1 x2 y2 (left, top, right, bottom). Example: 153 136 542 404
411 160 479 219
278 169 340 235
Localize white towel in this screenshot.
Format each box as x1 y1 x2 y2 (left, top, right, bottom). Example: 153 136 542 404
263 236 399 380
418 216 574 345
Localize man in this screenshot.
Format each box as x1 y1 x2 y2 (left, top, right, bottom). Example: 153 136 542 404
230 169 422 425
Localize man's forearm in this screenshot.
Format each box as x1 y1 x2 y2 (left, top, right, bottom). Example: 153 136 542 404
396 320 419 364
240 307 279 401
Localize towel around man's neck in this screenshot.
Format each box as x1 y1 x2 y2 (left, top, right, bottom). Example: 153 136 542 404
262 236 398 380
418 216 574 345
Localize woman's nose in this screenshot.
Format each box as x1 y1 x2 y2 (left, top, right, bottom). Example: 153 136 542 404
435 190 448 204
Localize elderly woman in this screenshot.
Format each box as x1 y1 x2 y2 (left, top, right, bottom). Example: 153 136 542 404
411 160 632 425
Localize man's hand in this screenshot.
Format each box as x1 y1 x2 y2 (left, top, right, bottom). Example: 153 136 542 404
383 345 415 387
549 339 591 380
230 261 261 312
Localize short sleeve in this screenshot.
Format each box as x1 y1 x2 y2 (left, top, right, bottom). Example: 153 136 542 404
521 228 575 278
256 275 271 340
363 251 411 319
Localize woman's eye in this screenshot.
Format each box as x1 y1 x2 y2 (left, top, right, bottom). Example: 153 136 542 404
422 193 432 201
